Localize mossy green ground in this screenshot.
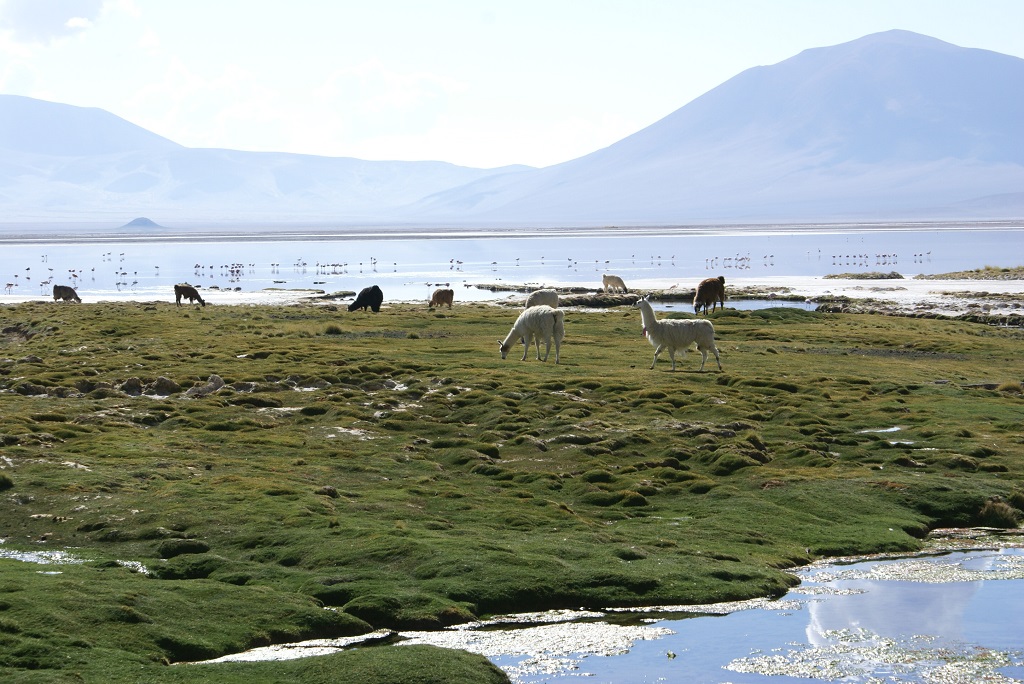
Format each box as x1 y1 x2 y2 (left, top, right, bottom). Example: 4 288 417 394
1 300 1022 682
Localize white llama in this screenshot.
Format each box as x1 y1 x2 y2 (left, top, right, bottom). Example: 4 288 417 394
525 289 559 308
602 274 627 293
634 295 721 371
498 305 565 364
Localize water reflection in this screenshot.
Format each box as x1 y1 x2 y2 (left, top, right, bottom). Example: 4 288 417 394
407 548 1024 683
182 545 1024 681
9 533 1009 680
1 226 1022 304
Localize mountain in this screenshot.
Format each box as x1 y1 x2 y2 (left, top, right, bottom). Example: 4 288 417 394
413 30 1024 223
1 30 1022 226
122 217 163 229
0 94 531 224
0 95 181 156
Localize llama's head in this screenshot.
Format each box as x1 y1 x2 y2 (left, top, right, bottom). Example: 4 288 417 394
497 339 510 359
632 294 652 310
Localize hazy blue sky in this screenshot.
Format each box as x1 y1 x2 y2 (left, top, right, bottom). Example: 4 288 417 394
1 1 1020 168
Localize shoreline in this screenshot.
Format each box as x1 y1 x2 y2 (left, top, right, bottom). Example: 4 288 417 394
2 218 1021 242
4 274 1024 322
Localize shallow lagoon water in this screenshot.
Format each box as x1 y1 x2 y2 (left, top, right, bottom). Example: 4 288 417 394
6 540 1019 681
157 543 1024 682
1 223 1022 304
405 547 1024 683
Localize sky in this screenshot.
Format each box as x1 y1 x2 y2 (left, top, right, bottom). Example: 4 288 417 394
0 1 1021 169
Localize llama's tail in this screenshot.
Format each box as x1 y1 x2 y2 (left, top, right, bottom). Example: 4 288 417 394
553 309 566 337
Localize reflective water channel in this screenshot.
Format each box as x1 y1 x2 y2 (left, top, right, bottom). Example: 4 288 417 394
2 224 1022 304
5 536 1021 680
193 534 1024 683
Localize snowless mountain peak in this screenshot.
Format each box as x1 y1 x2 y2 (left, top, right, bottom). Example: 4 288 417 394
0 94 182 157
1 30 1022 226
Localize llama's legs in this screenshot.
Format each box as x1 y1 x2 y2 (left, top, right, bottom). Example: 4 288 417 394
520 334 530 361
553 338 560 364
698 344 722 371
651 344 664 369
541 337 550 362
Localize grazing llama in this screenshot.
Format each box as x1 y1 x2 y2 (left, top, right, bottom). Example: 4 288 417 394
634 295 721 371
694 276 726 314
498 305 565 364
602 274 628 293
174 283 205 306
525 288 559 308
349 285 383 312
429 288 454 308
53 284 82 303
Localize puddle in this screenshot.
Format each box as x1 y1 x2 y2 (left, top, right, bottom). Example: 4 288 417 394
0 545 86 565
194 629 397 664
859 426 902 433
651 300 818 313
0 542 149 574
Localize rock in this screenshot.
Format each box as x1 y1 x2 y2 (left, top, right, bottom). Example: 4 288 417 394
148 376 181 395
119 377 144 396
157 538 210 558
184 375 224 398
317 485 340 498
14 382 47 396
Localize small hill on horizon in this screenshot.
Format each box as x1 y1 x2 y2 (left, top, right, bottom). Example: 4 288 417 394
121 217 163 229
0 29 1021 226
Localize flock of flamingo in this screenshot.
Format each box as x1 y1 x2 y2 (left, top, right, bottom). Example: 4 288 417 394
2 245 934 299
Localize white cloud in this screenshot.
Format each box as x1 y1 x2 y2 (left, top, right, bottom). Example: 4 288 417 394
329 110 643 169
121 57 288 152
314 59 467 117
0 0 103 43
65 16 93 30
137 26 159 52
0 57 34 93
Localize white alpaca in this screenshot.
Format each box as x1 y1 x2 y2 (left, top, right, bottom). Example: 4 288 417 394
498 305 565 364
525 288 559 308
602 274 627 293
633 295 721 371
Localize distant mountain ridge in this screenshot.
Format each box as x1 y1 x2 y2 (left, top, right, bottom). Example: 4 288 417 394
0 94 531 223
412 30 1024 223
1 30 1021 226
0 94 181 156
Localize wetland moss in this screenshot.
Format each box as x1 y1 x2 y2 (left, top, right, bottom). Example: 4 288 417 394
1 300 1022 682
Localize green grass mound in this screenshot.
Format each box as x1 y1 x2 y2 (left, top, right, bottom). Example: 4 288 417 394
0 300 1022 679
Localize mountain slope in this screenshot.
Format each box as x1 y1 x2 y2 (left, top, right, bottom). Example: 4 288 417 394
0 94 182 156
1 30 1022 225
414 30 1024 223
0 95 531 223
